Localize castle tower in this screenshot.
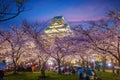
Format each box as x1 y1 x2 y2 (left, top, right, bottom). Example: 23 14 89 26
45 16 72 37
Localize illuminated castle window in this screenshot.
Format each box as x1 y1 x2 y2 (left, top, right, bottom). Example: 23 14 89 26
45 16 72 34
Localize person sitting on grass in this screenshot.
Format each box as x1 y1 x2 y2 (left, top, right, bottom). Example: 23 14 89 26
0 60 6 80
71 67 75 75
93 72 102 80
31 65 35 73
78 67 84 80
86 67 94 79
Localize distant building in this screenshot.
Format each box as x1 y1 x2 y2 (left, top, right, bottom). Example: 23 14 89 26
45 16 72 37
41 16 73 52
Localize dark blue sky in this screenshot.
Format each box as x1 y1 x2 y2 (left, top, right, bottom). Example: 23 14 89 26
0 0 120 29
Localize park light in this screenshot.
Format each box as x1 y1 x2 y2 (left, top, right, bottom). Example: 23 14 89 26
91 59 95 62
71 59 76 64
107 63 112 67
48 61 53 65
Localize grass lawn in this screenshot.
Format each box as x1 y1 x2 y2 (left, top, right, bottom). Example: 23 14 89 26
4 71 120 80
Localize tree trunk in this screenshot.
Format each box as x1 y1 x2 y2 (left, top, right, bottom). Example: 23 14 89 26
111 58 115 74
118 59 120 67
40 63 46 78
102 56 106 72
86 61 89 68
57 59 61 74
38 59 41 71
82 60 85 67
13 59 17 74
116 59 120 74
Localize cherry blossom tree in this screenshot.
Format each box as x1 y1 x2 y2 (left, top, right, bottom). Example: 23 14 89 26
0 26 26 74
0 0 29 22
22 21 50 78
73 10 120 69
0 35 7 61
46 35 77 74
63 35 94 67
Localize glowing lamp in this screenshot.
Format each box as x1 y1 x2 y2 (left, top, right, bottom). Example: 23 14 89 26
108 63 112 67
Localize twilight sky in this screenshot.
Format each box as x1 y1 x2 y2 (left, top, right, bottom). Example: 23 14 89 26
0 0 120 29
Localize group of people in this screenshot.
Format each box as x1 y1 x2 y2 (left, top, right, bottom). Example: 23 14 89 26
78 67 101 80
0 60 102 80
17 64 38 72
63 67 76 75
0 60 6 80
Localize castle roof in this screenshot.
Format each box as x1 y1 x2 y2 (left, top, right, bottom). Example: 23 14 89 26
45 16 72 34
